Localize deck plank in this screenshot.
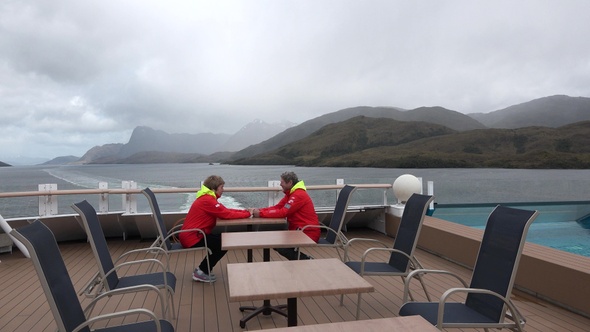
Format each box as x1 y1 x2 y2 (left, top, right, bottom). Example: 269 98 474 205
1 228 590 331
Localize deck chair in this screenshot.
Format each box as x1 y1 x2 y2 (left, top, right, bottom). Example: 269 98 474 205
300 185 357 259
398 205 538 331
10 220 174 332
341 193 434 319
72 200 177 320
141 188 211 274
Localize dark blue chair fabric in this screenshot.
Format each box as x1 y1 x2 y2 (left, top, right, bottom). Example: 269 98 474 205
399 205 538 329
321 185 357 245
72 200 176 303
11 220 174 332
345 193 434 275
142 188 176 251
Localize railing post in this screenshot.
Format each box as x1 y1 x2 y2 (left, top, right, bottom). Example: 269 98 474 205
98 182 109 213
268 180 281 206
38 184 58 216
417 177 424 194
427 180 435 211
122 181 137 214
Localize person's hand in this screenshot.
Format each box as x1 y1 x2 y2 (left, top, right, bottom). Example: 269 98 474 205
250 208 260 218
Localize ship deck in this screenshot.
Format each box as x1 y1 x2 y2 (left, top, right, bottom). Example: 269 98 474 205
1 228 590 331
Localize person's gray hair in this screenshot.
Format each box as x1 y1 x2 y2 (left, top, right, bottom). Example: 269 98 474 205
203 175 225 190
280 171 299 184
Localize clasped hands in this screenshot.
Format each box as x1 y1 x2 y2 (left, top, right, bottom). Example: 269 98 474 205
247 208 260 218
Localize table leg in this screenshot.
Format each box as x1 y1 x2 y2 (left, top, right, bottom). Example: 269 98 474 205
287 298 297 326
239 247 288 328
247 224 253 262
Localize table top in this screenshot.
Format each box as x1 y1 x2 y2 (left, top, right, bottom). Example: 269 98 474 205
227 258 374 302
216 217 286 227
222 230 316 250
265 316 438 332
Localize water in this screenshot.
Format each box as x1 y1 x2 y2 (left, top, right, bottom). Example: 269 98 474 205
432 203 590 257
1 164 590 256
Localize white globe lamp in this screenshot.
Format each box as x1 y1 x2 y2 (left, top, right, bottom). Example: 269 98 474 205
392 174 421 205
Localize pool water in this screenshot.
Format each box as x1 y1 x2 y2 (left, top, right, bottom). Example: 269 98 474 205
431 202 590 257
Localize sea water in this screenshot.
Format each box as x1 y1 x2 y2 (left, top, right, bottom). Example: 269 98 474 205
1 164 589 256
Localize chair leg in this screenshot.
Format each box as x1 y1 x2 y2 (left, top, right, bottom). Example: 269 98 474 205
167 288 176 320
339 294 344 306
204 249 212 287
355 293 362 320
417 274 431 301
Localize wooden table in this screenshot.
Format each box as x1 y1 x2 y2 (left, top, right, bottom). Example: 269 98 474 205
227 258 374 327
218 217 286 262
222 230 315 261
265 316 439 331
223 230 317 327
216 217 286 229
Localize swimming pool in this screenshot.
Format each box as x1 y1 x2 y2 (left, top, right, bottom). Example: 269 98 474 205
431 201 590 257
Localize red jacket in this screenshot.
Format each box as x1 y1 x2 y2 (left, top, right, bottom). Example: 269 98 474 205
179 187 250 248
259 181 320 242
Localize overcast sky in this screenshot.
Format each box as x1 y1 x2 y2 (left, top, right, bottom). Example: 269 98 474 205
1 0 589 161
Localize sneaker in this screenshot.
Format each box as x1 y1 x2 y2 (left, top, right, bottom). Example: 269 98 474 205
193 268 216 278
192 268 216 283
196 269 216 278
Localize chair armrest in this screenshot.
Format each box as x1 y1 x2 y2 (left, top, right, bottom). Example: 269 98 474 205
114 246 170 271
356 247 415 275
300 224 349 245
299 224 326 231
104 258 172 292
437 287 526 331
300 224 338 239
402 269 468 303
74 308 163 332
342 237 389 261
84 284 167 319
163 228 212 255
169 223 183 233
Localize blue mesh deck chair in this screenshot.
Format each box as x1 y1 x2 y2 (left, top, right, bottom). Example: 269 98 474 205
398 205 538 331
72 200 177 320
141 188 211 274
341 193 434 319
301 185 357 259
11 220 174 332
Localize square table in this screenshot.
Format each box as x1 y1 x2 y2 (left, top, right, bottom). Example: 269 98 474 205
217 217 286 229
222 229 315 262
223 230 317 327
265 316 439 331
227 258 375 327
218 217 287 262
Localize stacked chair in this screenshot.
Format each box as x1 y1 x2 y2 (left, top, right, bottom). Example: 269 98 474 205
142 188 211 275
11 220 174 332
72 200 177 319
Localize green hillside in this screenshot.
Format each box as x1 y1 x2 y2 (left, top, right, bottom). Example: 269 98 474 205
233 116 590 169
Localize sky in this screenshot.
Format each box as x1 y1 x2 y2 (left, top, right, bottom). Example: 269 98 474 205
1 0 589 161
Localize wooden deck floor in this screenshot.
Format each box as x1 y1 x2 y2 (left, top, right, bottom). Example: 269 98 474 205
1 228 590 331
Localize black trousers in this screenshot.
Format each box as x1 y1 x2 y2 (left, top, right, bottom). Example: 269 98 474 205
274 247 312 260
191 233 226 274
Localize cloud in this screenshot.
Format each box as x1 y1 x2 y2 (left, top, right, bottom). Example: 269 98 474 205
1 0 589 160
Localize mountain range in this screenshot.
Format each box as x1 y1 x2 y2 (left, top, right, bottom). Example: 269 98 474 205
2 94 588 168
233 115 590 168
229 95 590 167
